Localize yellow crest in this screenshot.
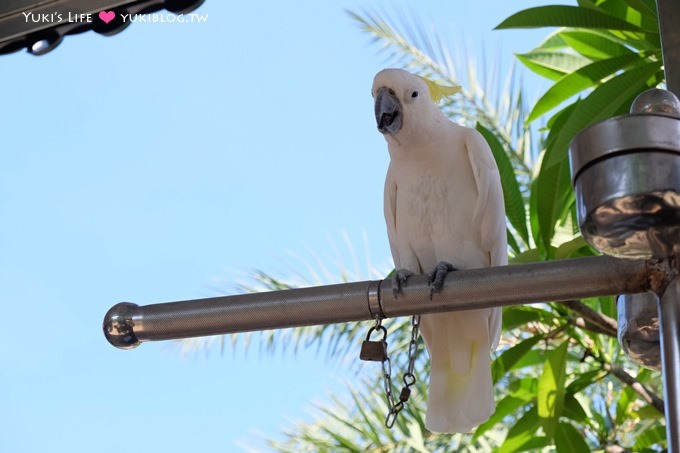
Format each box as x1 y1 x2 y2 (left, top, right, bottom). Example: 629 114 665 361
416 75 461 103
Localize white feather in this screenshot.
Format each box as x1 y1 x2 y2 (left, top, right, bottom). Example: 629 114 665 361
374 68 507 433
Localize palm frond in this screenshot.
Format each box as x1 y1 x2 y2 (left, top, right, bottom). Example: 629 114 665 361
175 231 394 361
244 377 505 452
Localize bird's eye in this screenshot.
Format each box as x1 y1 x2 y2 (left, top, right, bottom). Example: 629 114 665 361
388 88 396 96
411 91 419 98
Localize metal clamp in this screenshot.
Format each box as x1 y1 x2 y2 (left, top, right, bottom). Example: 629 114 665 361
367 279 385 319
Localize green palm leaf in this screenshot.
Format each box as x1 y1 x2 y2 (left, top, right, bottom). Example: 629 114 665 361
560 29 634 59
516 50 591 81
527 52 649 122
543 60 662 167
496 5 652 32
477 123 529 247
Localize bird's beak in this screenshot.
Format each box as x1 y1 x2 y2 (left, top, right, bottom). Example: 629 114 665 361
375 86 403 135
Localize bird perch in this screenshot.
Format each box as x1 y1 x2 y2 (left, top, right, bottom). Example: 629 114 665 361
103 255 662 349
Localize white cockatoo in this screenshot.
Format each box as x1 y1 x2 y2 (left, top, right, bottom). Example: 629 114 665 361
372 68 506 433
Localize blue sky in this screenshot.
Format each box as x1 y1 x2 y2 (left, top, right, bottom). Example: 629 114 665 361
0 1 547 451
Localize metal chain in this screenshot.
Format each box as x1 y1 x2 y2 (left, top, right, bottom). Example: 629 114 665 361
370 314 421 429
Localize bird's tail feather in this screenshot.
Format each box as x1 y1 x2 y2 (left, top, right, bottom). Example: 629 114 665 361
420 311 496 433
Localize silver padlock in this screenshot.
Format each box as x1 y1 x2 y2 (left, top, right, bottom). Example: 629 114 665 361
360 325 388 362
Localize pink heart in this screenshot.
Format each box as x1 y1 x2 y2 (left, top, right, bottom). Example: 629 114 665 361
98 10 115 24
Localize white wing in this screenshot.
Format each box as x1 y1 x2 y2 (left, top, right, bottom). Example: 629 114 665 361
464 128 507 348
384 164 400 268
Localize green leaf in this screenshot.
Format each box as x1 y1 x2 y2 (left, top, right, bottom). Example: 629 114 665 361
598 0 659 30
576 0 601 12
566 368 606 394
508 376 539 397
492 335 543 383
636 367 654 384
507 229 522 255
563 392 588 423
537 340 569 439
622 0 657 18
520 436 552 451
516 51 589 81
498 406 542 453
473 394 531 441
509 247 541 263
528 169 545 257
560 30 633 59
535 143 574 257
477 122 529 245
502 305 551 330
634 404 666 420
633 425 667 450
535 30 571 51
555 236 589 258
599 295 616 318
527 52 645 122
591 409 607 434
544 60 661 167
510 238 589 262
555 421 590 453
616 385 636 422
529 102 578 258
495 6 647 32
514 349 550 370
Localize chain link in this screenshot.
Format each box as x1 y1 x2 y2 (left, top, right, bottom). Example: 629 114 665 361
365 314 421 429
406 314 421 378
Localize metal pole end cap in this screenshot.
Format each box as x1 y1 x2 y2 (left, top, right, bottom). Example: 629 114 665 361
103 302 140 349
630 88 680 118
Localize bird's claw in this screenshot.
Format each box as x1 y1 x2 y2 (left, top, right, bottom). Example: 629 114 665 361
427 261 458 299
391 268 414 298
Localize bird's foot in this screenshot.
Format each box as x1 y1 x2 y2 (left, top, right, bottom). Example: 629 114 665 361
391 268 414 298
427 261 458 299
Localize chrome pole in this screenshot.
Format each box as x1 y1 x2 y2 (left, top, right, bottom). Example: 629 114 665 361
657 0 680 95
103 255 650 349
659 276 680 451
655 1 680 448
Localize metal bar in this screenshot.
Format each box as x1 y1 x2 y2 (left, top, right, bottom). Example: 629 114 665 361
657 0 680 95
103 280 380 349
381 255 648 318
658 277 680 451
103 255 650 349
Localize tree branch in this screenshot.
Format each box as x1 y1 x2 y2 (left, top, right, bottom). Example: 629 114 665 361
562 299 618 338
569 316 617 337
605 363 665 414
561 300 664 413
